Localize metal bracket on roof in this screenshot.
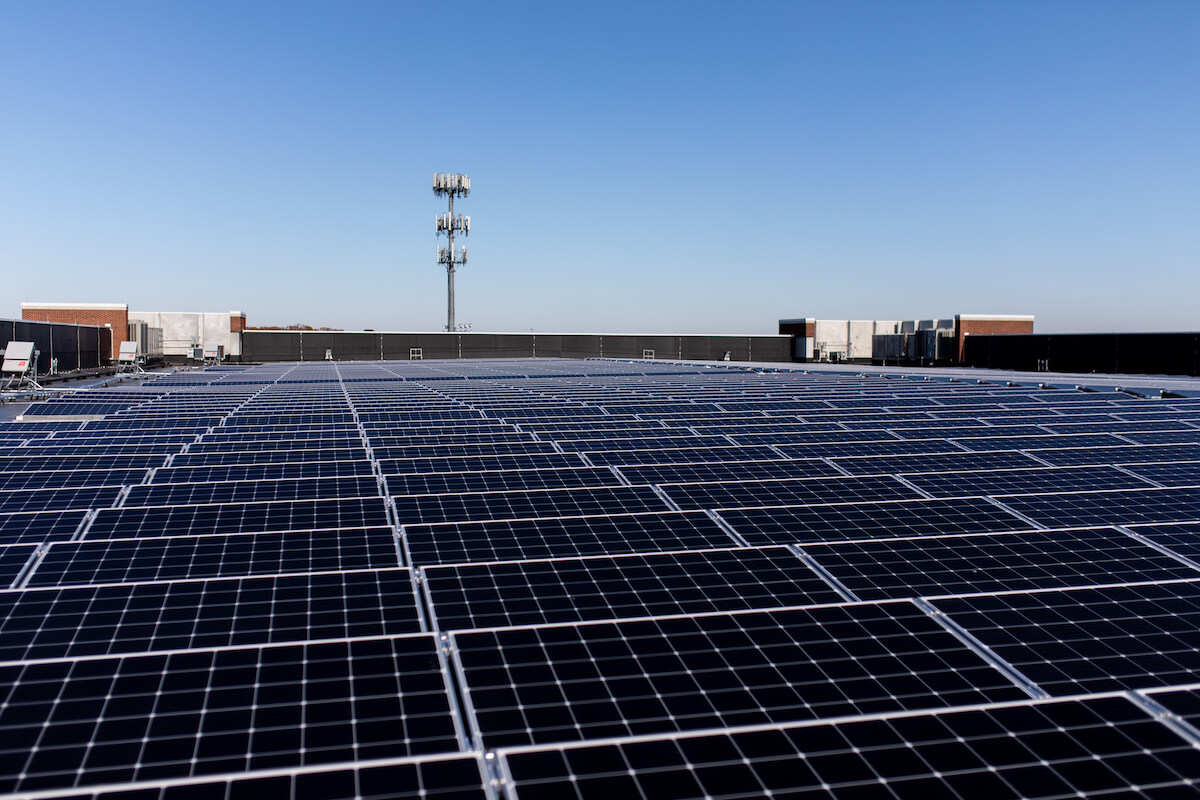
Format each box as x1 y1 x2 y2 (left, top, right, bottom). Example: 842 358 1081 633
1127 690 1200 749
1111 464 1167 488
892 474 936 499
1115 525 1200 574
913 598 1049 700
649 484 684 512
704 508 751 546
786 544 860 603
981 495 1048 530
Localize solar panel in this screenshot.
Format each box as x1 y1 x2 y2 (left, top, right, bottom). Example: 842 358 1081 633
385 467 624 495
799 527 1200 600
930 580 1200 694
22 753 494 799
615 458 842 484
0 635 462 793
124 475 381 506
451 602 1030 749
85 497 392 539
1120 460 1200 487
994 486 1200 528
379 453 589 475
660 475 923 510
0 545 36 588
402 511 739 566
832 450 1046 476
0 568 423 661
0 509 89 545
498 694 1200 799
28 527 401 586
422 547 845 629
0 485 123 513
717 497 1030 545
10 357 1200 797
393 486 670 526
901 465 1156 497
152 460 376 484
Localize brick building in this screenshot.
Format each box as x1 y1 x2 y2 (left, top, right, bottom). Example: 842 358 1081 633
21 303 129 359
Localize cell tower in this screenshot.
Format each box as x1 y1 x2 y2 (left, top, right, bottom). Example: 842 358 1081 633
433 172 470 332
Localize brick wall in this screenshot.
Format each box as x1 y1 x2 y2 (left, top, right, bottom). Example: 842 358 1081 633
230 313 246 333
22 305 129 359
955 316 1035 362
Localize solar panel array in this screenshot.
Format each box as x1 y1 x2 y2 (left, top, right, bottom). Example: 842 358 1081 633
3 357 1200 798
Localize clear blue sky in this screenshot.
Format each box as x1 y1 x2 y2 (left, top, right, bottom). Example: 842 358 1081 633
2 1 1197 333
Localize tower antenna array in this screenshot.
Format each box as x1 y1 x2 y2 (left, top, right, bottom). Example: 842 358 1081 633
432 173 471 332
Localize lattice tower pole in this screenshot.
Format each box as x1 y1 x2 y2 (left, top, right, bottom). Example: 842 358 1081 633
433 173 471 332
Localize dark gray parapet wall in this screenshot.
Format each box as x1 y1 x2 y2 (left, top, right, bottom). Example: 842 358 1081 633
242 331 793 363
0 318 113 373
962 332 1200 377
